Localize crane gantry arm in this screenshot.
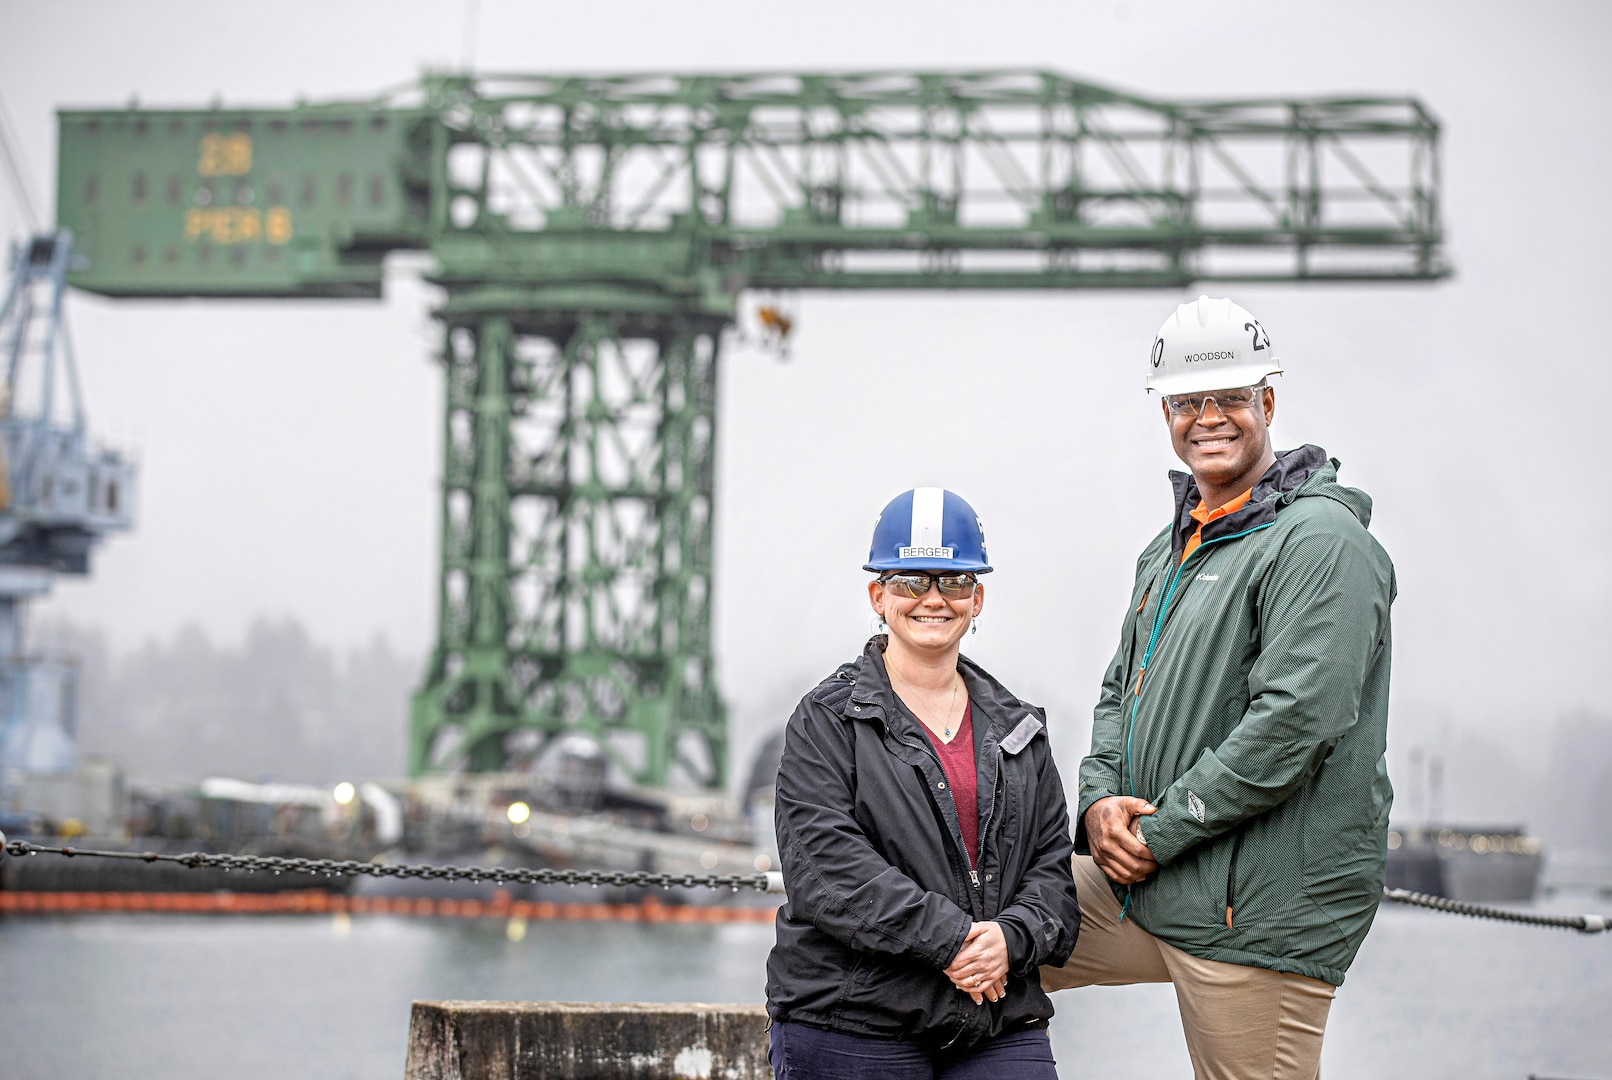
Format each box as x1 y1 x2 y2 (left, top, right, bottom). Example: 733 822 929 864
56 69 1444 303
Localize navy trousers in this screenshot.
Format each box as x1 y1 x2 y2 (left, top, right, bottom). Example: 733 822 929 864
768 1020 1059 1080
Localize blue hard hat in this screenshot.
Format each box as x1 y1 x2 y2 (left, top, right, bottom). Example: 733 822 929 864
864 488 993 574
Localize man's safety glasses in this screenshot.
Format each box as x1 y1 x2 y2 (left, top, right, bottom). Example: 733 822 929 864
878 571 979 600
1164 383 1268 418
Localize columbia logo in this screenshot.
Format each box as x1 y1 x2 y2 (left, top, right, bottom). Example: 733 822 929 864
1196 573 1219 582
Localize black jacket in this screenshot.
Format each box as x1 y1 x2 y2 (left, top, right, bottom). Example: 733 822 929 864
765 640 1081 1054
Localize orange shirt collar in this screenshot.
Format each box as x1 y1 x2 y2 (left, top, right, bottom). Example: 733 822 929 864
1181 487 1254 564
1190 487 1254 527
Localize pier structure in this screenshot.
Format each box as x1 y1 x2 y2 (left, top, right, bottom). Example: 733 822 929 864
406 1001 769 1080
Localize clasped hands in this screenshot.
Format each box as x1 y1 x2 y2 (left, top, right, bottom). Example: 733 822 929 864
944 920 1008 1005
1085 795 1157 885
940 796 1156 1006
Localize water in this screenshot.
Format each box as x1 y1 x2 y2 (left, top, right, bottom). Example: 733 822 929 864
1 898 1607 1080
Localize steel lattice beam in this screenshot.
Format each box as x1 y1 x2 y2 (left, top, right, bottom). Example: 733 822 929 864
406 306 725 783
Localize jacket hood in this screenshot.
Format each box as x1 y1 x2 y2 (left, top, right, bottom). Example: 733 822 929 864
1168 444 1372 556
1287 455 1373 527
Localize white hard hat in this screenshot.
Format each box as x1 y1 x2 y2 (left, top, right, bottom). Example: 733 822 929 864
1146 295 1283 396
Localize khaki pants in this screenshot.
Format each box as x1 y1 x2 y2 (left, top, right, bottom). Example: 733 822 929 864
1041 856 1335 1080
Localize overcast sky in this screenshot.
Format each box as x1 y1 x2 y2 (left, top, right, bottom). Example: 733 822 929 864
1 0 1608 784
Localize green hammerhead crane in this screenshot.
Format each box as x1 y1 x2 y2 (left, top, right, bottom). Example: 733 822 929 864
50 70 1446 787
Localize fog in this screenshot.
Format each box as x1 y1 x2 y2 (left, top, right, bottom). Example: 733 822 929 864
1 1 1608 843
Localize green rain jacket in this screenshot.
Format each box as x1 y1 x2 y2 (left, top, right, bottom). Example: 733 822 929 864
1075 445 1396 987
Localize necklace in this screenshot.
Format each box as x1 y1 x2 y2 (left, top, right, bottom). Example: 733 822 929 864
888 655 962 740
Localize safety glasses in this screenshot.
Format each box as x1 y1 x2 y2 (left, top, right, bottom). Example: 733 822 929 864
1164 383 1268 418
878 571 979 600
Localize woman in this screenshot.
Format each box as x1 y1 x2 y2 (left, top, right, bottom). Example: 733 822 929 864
766 487 1081 1079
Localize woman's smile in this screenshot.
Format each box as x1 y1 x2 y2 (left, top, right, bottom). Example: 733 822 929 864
881 593 976 651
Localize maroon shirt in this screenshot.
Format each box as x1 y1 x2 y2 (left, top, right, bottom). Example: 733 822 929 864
914 699 980 868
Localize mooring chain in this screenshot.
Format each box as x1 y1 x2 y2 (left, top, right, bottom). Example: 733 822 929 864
1380 887 1608 933
0 834 781 894
2 833 1605 929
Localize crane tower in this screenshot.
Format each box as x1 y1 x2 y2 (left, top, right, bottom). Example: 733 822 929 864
50 71 1447 787
0 232 137 780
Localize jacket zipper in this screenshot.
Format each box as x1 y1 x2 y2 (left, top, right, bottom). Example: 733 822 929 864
856 671 1005 1046
1118 521 1275 921
1224 832 1245 930
1123 522 1277 798
1124 558 1187 797
971 745 1007 896
1122 576 1164 689
879 687 1011 911
896 730 982 913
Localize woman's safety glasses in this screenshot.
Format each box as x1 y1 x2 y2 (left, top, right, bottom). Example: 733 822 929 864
878 571 979 600
1163 383 1267 418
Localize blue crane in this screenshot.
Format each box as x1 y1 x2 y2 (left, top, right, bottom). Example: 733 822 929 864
0 231 135 782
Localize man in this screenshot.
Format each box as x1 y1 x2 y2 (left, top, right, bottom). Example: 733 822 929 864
1043 296 1396 1079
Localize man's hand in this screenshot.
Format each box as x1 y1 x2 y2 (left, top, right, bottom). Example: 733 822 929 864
1084 796 1157 884
944 921 1009 1004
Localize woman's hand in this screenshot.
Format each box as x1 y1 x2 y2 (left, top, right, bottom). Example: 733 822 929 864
944 921 1009 1004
